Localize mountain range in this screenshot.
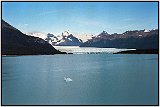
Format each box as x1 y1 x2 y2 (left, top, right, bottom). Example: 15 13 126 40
2 19 158 52
27 29 158 49
80 29 158 49
2 20 65 55
45 31 83 46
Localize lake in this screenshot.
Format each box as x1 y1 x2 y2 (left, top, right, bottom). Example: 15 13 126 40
2 53 158 105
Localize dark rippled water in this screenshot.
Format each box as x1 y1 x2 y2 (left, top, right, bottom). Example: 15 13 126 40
2 54 158 105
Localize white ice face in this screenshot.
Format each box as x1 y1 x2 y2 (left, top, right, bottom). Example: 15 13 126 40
54 46 136 54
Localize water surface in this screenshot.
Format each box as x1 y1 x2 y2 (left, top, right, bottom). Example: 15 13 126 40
2 54 158 105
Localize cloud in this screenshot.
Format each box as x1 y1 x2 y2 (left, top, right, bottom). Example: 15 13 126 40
39 10 59 15
73 18 108 29
122 18 143 22
39 9 76 16
122 18 135 21
16 23 29 30
24 24 28 26
76 20 100 26
113 24 136 30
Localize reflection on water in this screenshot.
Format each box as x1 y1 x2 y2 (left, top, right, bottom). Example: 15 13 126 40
2 54 158 105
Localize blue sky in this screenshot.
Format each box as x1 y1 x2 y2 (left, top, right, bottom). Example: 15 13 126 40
2 2 158 35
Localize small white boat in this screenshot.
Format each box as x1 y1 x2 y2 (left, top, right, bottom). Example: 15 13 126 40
64 77 73 82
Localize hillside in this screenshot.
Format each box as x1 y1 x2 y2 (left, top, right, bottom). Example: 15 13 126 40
2 20 66 55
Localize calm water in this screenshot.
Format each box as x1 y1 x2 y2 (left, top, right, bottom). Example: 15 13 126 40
2 54 158 105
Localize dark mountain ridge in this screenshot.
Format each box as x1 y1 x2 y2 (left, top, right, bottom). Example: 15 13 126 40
80 29 158 49
2 20 65 55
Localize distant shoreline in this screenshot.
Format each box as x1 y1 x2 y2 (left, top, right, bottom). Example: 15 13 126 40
1 52 70 57
2 49 159 56
114 49 159 54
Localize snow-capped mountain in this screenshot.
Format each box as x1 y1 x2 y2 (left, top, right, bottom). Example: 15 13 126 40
25 31 95 46
72 33 94 42
45 31 83 46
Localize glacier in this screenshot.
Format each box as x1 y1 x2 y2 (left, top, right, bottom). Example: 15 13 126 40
54 46 136 54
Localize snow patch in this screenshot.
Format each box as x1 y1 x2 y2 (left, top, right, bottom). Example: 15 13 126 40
144 29 149 32
68 38 72 41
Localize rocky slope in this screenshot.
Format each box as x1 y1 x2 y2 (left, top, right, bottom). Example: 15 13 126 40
2 20 65 55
